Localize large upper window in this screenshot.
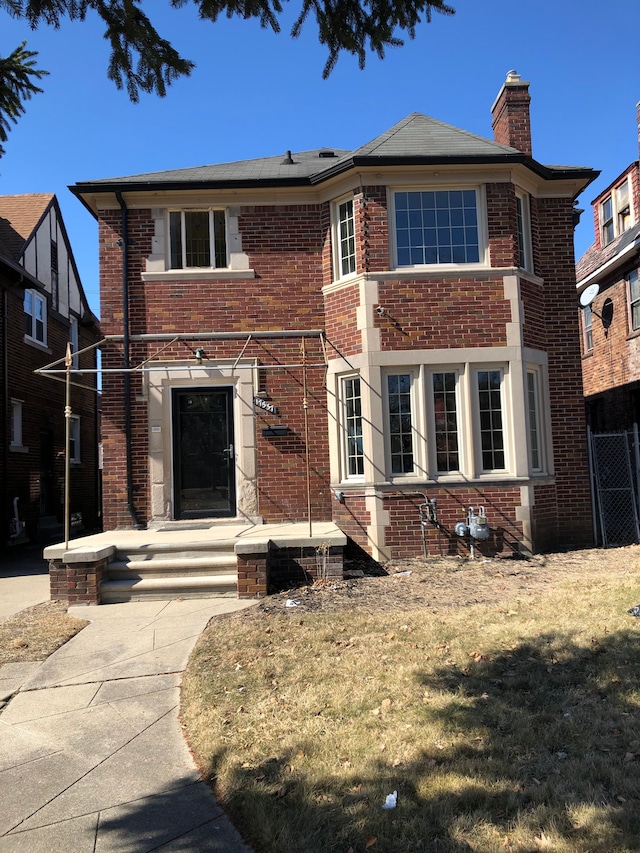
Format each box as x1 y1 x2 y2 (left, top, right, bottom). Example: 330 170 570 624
169 210 227 269
24 289 46 345
394 189 480 266
336 198 356 278
629 269 640 332
601 179 633 246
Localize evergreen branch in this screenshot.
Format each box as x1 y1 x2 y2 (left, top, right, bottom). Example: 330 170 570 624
0 40 47 156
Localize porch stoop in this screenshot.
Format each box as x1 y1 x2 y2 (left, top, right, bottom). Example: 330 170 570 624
101 540 239 602
44 522 347 606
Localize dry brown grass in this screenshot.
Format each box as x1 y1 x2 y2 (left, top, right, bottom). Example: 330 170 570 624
0 600 88 666
182 547 640 853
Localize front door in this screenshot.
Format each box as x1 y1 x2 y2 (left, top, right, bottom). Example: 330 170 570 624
172 388 236 519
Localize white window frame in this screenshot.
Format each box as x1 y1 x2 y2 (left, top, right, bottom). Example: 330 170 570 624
24 289 47 345
339 374 365 481
383 369 419 479
628 269 640 332
427 368 463 475
526 367 544 473
69 415 81 463
473 366 509 475
582 305 593 352
10 399 23 448
333 196 356 280
391 186 486 269
516 191 533 273
69 316 79 369
601 178 633 246
167 209 228 270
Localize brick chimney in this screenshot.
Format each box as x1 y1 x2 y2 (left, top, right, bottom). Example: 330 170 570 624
491 70 532 156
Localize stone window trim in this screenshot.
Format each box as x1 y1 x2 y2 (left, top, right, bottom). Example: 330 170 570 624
145 206 251 275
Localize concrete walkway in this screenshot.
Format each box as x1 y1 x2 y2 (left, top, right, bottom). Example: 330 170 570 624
0 598 257 852
0 547 50 621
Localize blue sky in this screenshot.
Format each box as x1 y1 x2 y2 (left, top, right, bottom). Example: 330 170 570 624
1 0 639 317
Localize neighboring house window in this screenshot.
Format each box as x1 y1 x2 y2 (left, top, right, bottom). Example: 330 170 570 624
341 375 364 478
516 192 533 272
336 197 356 278
387 373 414 474
51 240 59 311
601 179 633 246
431 371 459 472
10 400 22 447
168 210 227 269
69 316 79 369
477 369 505 471
526 369 543 472
24 289 46 345
583 304 593 352
394 189 480 266
629 269 640 332
69 415 81 463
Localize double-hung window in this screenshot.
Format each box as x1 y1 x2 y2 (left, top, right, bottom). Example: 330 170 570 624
387 373 415 474
10 400 22 447
477 369 505 471
169 210 227 269
601 179 633 246
526 369 543 472
629 269 640 332
431 371 460 473
394 189 480 266
69 316 79 369
24 289 46 345
335 197 356 278
341 376 364 478
69 415 81 463
583 304 593 352
516 192 533 272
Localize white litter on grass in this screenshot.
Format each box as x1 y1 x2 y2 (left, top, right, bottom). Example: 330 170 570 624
285 599 301 608
394 571 412 577
382 791 398 809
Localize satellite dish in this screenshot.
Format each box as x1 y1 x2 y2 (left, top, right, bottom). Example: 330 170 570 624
579 283 600 308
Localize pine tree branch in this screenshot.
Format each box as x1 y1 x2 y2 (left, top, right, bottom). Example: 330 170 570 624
0 40 47 156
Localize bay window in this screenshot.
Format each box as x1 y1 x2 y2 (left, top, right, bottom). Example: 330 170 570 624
394 189 480 266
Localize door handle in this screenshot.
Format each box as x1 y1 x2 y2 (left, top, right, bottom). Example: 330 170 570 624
222 444 234 457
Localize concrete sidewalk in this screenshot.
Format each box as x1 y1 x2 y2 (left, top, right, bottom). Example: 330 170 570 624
0 598 257 852
0 547 50 621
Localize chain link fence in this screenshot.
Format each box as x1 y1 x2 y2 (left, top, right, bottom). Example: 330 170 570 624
589 429 640 547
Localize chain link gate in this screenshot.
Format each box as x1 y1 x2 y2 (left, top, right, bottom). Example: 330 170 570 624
589 428 640 547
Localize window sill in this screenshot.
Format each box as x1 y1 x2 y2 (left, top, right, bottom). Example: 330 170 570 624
582 351 594 360
9 445 28 454
626 328 640 342
23 336 51 354
141 269 256 282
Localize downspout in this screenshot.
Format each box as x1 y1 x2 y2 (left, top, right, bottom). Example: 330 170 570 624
115 191 141 528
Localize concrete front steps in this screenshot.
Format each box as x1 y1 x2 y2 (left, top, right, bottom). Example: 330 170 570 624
100 539 238 602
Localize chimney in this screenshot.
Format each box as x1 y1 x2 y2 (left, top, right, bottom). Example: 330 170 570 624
491 70 532 156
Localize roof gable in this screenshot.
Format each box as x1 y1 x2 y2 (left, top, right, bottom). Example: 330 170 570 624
0 193 53 260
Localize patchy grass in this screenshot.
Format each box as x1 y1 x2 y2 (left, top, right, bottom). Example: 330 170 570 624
182 551 640 853
0 601 88 665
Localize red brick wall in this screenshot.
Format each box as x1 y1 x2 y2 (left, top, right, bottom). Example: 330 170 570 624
1 278 100 541
521 278 547 349
491 83 532 156
537 197 592 546
324 282 361 355
376 277 510 349
487 183 518 267
358 187 389 273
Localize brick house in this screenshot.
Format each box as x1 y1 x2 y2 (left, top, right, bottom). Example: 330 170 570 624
71 72 597 563
0 194 100 546
576 109 640 432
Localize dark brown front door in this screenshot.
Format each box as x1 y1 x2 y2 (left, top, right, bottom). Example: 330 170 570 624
172 388 236 519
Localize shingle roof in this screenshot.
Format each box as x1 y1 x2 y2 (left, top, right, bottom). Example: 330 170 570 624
71 113 597 198
0 193 53 260
576 221 640 283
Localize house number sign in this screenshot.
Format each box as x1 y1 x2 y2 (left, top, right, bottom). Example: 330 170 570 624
253 396 278 414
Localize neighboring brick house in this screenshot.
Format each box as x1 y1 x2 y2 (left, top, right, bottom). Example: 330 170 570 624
71 72 597 560
0 194 100 546
576 110 640 432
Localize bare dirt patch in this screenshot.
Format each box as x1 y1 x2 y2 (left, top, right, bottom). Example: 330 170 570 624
259 546 639 616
